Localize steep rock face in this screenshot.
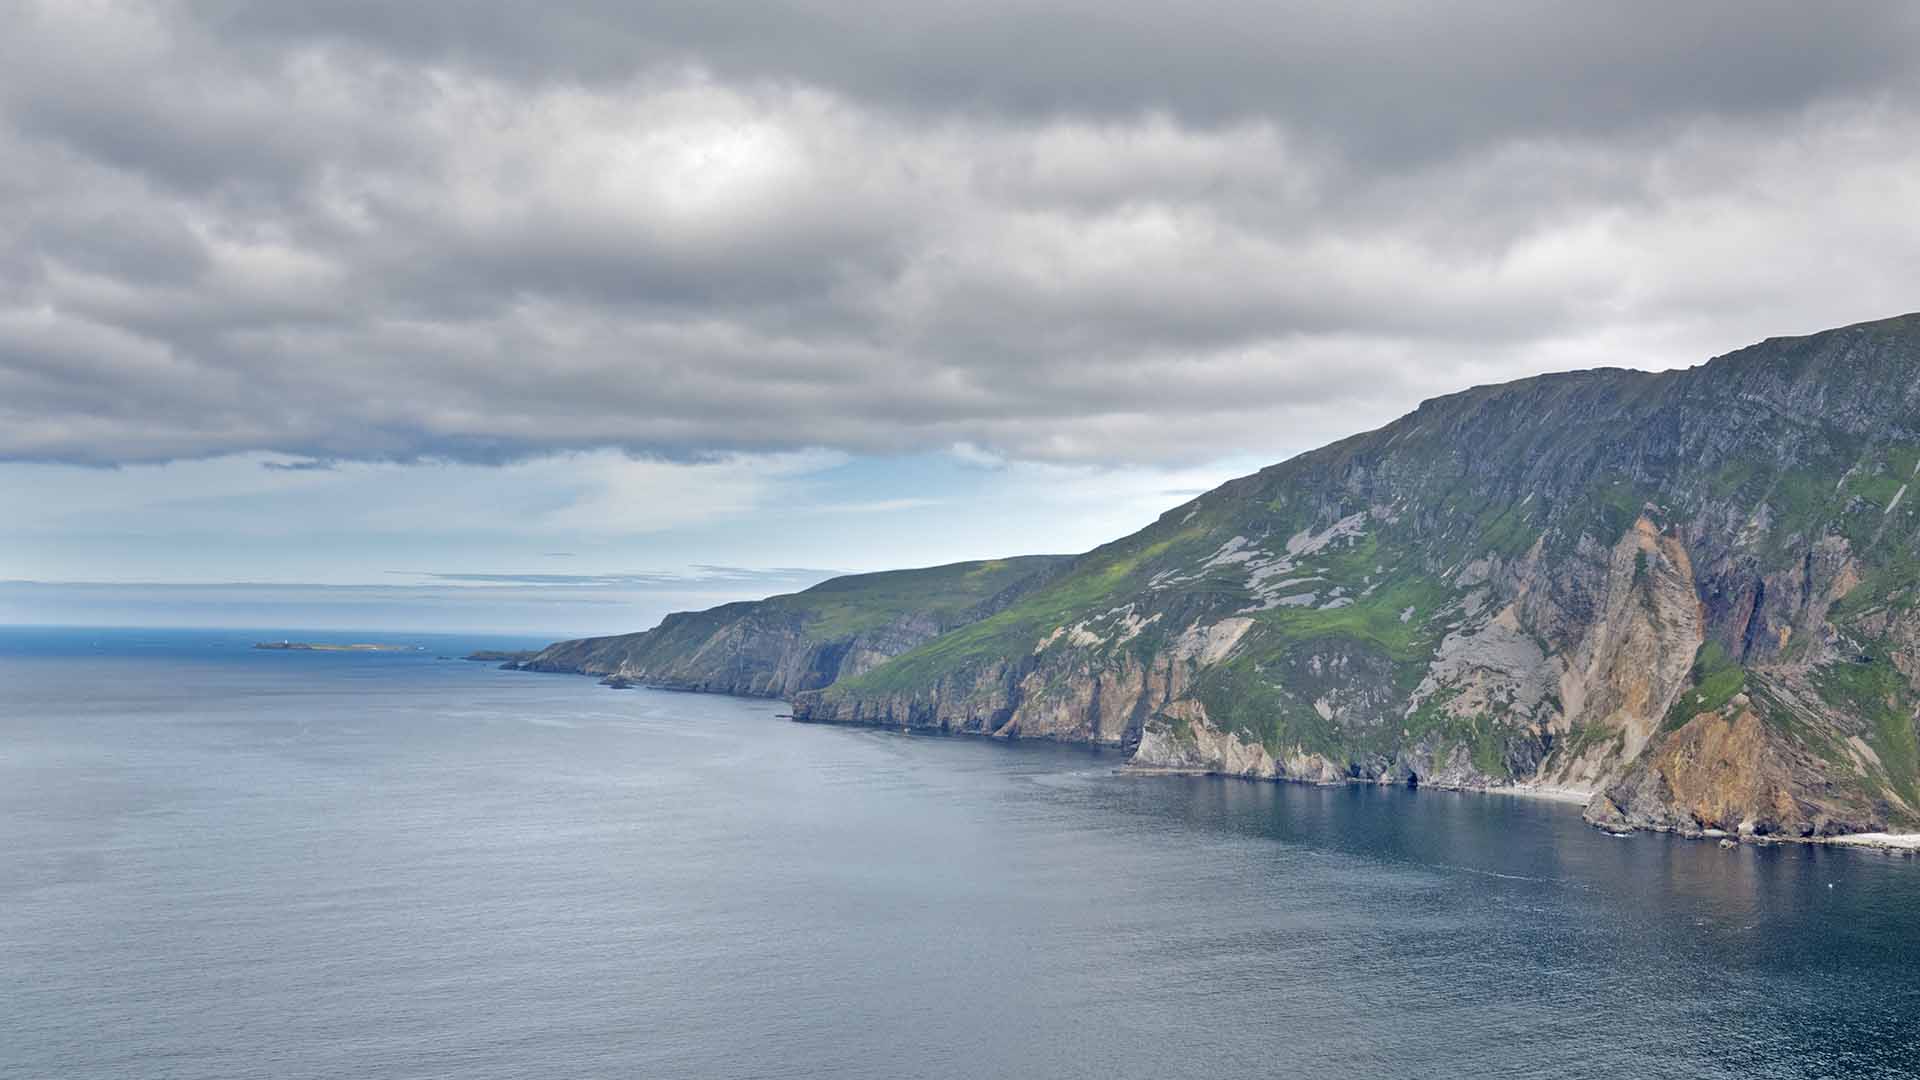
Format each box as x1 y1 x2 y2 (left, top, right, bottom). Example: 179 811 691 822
1544 518 1706 788
790 314 1920 836
524 314 1920 839
795 628 1204 747
1586 683 1891 837
1130 701 1351 783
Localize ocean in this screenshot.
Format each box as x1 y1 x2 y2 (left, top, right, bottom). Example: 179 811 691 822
3 626 1917 1078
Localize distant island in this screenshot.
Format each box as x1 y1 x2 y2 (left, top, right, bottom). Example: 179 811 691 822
254 641 418 652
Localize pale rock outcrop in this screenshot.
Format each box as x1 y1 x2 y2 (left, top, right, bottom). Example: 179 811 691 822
1543 517 1706 789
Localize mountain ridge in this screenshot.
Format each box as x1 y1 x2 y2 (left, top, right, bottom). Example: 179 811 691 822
525 312 1920 842
513 555 1073 697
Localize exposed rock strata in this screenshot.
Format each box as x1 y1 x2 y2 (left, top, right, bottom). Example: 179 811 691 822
536 314 1920 841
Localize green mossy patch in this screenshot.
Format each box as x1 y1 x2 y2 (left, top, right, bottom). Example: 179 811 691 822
1814 650 1920 808
1403 688 1514 779
796 556 1069 640
1661 641 1746 734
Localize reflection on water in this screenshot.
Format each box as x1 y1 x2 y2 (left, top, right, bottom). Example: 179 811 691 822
2 627 1916 1080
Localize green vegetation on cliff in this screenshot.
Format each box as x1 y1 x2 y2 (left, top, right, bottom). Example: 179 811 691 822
519 555 1071 697
1815 649 1920 808
1662 643 1748 734
531 313 1920 839
806 313 1920 834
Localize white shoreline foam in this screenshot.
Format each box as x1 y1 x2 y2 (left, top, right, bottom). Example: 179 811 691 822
1486 783 1594 806
1820 832 1920 851
1118 765 1919 850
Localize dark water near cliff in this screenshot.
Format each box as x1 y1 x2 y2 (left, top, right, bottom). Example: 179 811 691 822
4 627 1918 1079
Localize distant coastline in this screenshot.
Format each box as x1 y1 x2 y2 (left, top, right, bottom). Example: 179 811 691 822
254 641 417 652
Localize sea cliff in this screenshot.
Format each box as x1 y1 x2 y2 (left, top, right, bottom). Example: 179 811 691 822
535 314 1920 842
513 556 1072 697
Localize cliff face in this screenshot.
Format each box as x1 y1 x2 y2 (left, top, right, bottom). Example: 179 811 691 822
788 314 1920 838
521 315 1920 839
518 556 1071 698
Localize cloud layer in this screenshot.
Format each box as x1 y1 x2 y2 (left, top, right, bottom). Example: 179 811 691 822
7 1 1920 466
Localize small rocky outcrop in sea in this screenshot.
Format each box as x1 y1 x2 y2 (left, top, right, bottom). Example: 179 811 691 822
460 650 540 669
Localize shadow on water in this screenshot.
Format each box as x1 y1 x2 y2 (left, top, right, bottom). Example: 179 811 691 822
1076 770 1920 1077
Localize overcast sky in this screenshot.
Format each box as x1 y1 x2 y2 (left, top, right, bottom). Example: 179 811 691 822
6 1 1920 635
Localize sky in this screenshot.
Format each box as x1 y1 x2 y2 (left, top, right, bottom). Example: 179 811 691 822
5 1 1920 636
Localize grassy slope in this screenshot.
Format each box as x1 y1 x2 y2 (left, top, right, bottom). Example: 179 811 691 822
830 439 1469 731
535 555 1072 672
779 556 1070 637
826 316 1920 789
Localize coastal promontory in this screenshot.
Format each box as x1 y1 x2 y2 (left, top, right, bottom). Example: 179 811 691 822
522 314 1920 843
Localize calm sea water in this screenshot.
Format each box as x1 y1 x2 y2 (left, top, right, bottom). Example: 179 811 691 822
3 627 1918 1079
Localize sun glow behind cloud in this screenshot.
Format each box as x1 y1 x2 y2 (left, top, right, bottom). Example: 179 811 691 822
7 1 1920 630
6 2 1920 470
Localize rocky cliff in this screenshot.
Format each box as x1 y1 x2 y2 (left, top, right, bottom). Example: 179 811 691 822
516 556 1071 698
783 313 1920 840
524 314 1920 840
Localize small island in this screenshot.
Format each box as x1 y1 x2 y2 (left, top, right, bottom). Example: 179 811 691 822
463 650 538 664
254 641 418 652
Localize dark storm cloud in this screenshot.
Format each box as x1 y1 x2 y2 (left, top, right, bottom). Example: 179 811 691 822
6 1 1920 467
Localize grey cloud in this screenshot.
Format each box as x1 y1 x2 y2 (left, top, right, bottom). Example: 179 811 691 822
200 2 1919 156
6 2 1920 467
688 565 847 580
0 579 784 635
399 572 699 586
390 566 842 589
